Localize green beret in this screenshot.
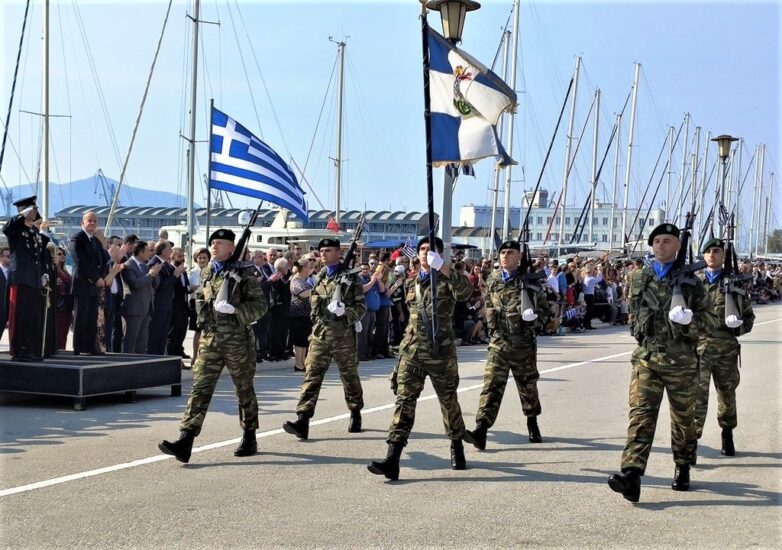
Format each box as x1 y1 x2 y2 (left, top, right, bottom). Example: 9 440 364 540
318 237 341 250
701 238 725 254
498 240 521 252
647 223 680 246
208 228 236 244
417 236 444 253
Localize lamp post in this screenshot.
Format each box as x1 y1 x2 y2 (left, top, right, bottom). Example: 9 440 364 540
425 0 480 44
711 134 738 236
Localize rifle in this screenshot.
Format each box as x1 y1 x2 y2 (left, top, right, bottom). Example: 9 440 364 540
332 212 367 303
213 203 262 305
721 212 752 323
515 217 546 316
669 211 706 311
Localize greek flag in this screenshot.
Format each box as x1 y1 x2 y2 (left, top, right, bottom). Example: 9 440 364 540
428 26 516 168
209 107 308 221
402 236 417 260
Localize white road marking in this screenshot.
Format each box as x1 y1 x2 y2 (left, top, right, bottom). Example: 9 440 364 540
0 328 769 498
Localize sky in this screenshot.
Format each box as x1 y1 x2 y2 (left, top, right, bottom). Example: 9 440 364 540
1 0 779 240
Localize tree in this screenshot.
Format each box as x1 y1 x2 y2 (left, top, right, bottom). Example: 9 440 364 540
766 228 782 253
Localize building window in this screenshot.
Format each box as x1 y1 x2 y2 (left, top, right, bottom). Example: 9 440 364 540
602 234 608 242
536 216 542 225
648 217 654 225
546 217 551 224
555 217 560 224
536 232 542 240
565 217 571 226
565 233 571 240
602 217 608 225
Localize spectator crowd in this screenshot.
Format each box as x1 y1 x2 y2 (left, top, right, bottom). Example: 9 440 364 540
4 208 781 368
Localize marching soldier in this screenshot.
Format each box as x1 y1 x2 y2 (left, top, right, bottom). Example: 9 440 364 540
283 237 366 440
368 237 474 481
695 238 754 456
2 196 48 362
158 229 266 463
607 223 717 502
466 240 550 451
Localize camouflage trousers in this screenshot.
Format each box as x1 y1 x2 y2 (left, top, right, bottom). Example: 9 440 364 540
621 346 698 473
695 337 741 436
296 329 363 417
181 329 258 436
387 353 466 444
476 340 541 428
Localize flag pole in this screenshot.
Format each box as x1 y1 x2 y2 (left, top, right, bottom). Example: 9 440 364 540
205 99 213 250
420 3 439 356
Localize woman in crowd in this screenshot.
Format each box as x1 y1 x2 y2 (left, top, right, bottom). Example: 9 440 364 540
54 247 73 351
288 258 315 372
188 247 211 364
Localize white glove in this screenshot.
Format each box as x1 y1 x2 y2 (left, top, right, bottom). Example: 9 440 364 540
668 305 693 325
21 206 35 217
327 300 346 317
725 315 742 329
426 251 444 271
521 308 538 322
355 320 363 333
214 300 236 314
41 273 49 287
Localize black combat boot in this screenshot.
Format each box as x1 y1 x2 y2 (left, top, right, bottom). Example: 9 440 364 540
158 429 196 463
450 439 467 470
348 410 362 433
283 414 310 440
607 468 642 503
527 416 543 443
721 428 735 456
234 429 257 457
367 442 405 481
465 423 488 451
671 464 690 491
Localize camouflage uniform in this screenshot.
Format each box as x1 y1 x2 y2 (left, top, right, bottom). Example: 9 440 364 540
180 262 267 436
387 270 473 444
621 265 717 473
476 271 551 426
296 267 366 417
694 273 754 436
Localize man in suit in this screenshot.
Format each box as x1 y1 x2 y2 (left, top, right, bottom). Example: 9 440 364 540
251 249 271 362
111 234 139 352
68 211 107 355
0 247 11 341
166 247 191 357
2 196 47 361
147 240 179 355
120 241 161 353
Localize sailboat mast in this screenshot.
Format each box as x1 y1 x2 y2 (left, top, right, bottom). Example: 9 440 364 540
186 0 200 264
42 0 50 219
488 30 510 258
665 125 673 218
679 113 689 225
749 144 760 258
734 138 742 250
608 113 621 251
558 56 580 253
588 88 599 244
764 172 773 256
754 144 765 257
698 130 711 240
334 39 346 226
620 62 639 250
502 0 521 241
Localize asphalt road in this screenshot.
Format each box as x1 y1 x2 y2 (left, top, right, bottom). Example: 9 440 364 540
1 305 780 549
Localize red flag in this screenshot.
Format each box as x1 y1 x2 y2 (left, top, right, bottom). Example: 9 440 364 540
326 216 341 234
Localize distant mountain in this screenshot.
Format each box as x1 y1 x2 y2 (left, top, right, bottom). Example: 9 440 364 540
6 175 200 215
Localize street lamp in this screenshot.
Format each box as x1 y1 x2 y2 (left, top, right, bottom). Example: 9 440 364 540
711 134 738 236
425 0 480 44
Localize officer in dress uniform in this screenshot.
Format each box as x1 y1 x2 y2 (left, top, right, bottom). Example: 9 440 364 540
283 237 366 440
695 237 754 457
466 240 550 450
368 236 474 481
607 223 717 502
2 196 48 362
158 229 267 463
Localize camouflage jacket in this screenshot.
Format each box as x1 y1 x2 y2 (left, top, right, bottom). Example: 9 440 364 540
309 267 366 339
196 262 267 334
629 265 718 352
485 270 550 349
699 273 754 341
399 270 472 361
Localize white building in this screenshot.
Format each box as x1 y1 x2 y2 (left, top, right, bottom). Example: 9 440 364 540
458 189 667 251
